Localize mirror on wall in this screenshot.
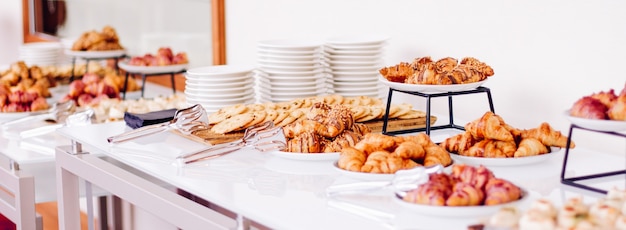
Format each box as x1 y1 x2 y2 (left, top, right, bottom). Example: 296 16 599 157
29 0 215 67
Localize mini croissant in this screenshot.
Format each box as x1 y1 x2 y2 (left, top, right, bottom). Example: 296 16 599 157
465 112 514 142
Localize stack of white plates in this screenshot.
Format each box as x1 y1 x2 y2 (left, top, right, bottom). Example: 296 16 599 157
18 42 63 67
184 65 256 113
324 35 388 98
255 39 329 102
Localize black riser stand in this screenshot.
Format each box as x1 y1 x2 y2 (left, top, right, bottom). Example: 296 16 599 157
560 124 626 194
381 86 495 135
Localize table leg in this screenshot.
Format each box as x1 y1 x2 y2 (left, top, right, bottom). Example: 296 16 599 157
55 151 82 230
170 73 176 94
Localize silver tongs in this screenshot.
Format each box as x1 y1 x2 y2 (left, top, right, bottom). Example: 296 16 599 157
325 164 443 197
107 104 209 144
175 121 286 166
16 108 96 139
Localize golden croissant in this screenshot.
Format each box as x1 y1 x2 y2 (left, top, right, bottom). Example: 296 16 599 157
465 112 514 142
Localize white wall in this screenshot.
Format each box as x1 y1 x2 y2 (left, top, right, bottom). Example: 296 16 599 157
226 0 626 155
0 0 22 66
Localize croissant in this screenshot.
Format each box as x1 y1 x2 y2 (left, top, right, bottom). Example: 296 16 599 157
324 130 362 152
408 62 438 85
401 159 420 170
405 180 451 206
514 138 549 157
484 178 522 206
521 122 574 148
465 112 514 142
446 182 485 206
355 133 398 153
361 150 404 174
460 57 495 77
440 132 476 155
465 139 517 158
608 94 626 121
451 164 494 191
379 62 413 83
423 143 453 167
337 147 367 172
393 140 426 160
285 131 327 153
590 89 618 108
434 57 458 74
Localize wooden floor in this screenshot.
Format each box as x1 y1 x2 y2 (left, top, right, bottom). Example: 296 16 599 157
36 202 89 230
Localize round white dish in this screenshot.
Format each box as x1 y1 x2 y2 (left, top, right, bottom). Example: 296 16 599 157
118 61 188 74
450 147 562 167
333 75 380 82
323 48 382 56
258 59 324 67
258 63 326 72
257 39 323 50
185 73 251 83
564 110 626 132
269 150 340 161
186 94 255 105
325 43 386 51
185 85 253 95
259 77 325 87
259 87 327 97
378 75 488 93
258 84 324 94
328 60 383 67
258 53 322 62
393 188 529 217
64 49 126 58
326 53 384 62
261 74 325 82
325 34 389 46
186 65 255 77
333 161 395 181
184 88 255 99
185 77 254 89
333 85 382 93
257 48 321 56
330 65 380 72
331 80 379 88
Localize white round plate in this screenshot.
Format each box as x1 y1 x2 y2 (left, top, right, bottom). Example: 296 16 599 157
450 147 561 167
379 75 488 93
0 111 39 122
258 63 326 72
186 65 254 77
269 150 339 161
326 54 384 62
393 188 529 217
328 60 383 67
64 49 126 58
259 84 324 94
186 94 255 105
261 74 325 82
564 110 626 132
186 84 253 95
257 48 321 56
185 73 251 83
325 34 389 46
118 61 188 74
257 39 323 50
333 161 395 181
258 53 322 62
185 77 254 89
323 48 382 56
259 87 327 97
331 80 378 87
333 75 379 82
325 43 386 51
334 86 382 93
330 65 380 72
259 77 325 87
184 88 255 99
258 59 324 67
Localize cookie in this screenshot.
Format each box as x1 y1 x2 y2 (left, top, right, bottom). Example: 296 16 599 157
208 104 248 124
240 110 267 130
398 110 427 119
211 113 255 134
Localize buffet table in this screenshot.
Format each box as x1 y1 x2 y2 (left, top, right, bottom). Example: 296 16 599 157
54 120 625 230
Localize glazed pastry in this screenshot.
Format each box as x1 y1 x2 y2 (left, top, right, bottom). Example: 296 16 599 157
465 112 514 142
570 96 609 119
434 57 458 74
404 178 452 206
514 138 549 157
337 147 367 172
460 57 495 77
608 94 626 121
450 164 494 190
445 182 485 206
521 122 574 148
285 131 327 153
324 130 362 152
439 132 476 155
590 89 618 108
378 62 413 83
465 139 517 158
483 178 522 205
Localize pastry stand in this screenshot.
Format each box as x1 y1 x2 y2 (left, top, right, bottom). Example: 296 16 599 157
560 124 626 194
381 86 495 135
64 50 127 82
120 69 183 99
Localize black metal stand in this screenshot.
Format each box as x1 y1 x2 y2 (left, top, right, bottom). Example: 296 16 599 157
121 70 184 99
381 86 495 135
560 124 626 194
69 55 127 82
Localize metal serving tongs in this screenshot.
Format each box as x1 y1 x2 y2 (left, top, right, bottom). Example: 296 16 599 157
1 100 76 129
18 108 96 139
325 164 443 197
107 104 209 144
175 120 286 166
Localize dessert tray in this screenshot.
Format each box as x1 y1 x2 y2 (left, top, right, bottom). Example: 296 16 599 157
118 61 188 74
64 49 126 59
564 110 626 132
378 75 488 93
